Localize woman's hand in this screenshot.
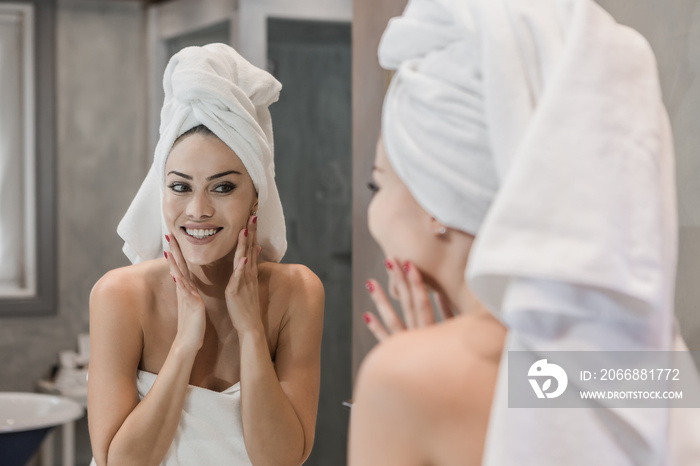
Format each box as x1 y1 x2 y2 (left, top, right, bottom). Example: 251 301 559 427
363 259 455 342
165 233 206 354
225 215 264 335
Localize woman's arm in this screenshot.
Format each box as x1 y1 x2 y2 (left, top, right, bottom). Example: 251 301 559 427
87 265 205 466
238 265 324 465
225 217 324 465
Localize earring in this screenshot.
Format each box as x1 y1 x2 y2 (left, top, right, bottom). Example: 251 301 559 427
438 226 447 236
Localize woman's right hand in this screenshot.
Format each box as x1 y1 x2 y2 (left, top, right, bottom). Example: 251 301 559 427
363 259 454 342
165 233 206 354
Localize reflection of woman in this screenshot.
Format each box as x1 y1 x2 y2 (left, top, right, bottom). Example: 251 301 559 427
88 44 324 466
351 0 700 465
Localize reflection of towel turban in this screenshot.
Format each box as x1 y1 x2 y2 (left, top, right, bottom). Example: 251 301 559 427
380 1 700 465
118 43 286 264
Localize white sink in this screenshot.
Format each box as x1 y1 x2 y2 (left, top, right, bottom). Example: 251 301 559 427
0 392 83 433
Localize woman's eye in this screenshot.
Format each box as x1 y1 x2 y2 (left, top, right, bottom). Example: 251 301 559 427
367 181 379 194
213 182 236 193
168 182 190 193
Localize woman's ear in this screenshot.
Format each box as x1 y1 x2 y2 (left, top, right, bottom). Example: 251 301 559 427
251 199 259 215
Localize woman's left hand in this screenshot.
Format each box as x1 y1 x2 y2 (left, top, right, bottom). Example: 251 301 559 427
225 215 264 334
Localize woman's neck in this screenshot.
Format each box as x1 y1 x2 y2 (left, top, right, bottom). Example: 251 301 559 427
186 253 236 300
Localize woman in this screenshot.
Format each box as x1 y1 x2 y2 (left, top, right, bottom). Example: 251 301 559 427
88 44 324 466
351 0 700 465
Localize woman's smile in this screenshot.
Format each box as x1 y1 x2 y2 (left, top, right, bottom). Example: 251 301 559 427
181 224 224 242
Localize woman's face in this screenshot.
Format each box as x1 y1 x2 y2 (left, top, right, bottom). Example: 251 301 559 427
367 138 434 267
163 133 257 266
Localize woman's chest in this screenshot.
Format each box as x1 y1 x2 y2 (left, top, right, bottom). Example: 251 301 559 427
139 280 286 388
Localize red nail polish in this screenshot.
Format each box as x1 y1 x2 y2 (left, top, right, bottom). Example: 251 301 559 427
363 313 371 324
165 235 170 243
244 257 248 265
403 261 410 273
365 280 375 292
252 216 258 224
384 259 393 270
164 251 168 259
172 275 176 283
244 228 248 237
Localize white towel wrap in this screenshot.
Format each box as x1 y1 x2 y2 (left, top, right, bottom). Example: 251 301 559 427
379 0 700 464
117 43 286 264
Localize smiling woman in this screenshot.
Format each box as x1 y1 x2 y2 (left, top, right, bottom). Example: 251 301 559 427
87 44 324 466
164 127 257 265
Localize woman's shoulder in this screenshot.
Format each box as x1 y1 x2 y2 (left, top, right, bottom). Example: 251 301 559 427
262 262 324 309
357 313 505 411
90 259 166 310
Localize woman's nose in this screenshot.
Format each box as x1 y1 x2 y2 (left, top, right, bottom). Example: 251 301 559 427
186 191 214 218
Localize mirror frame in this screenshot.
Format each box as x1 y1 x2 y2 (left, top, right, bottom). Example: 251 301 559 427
0 0 56 317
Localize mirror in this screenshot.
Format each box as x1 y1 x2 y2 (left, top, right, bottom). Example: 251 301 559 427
0 0 56 317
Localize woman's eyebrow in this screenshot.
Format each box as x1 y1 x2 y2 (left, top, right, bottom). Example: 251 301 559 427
207 170 242 181
166 170 242 180
167 170 192 180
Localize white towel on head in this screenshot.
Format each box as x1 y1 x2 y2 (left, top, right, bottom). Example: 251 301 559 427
379 1 498 235
117 43 286 264
379 0 700 464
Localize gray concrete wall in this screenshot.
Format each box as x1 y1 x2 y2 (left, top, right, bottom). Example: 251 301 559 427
0 1 147 463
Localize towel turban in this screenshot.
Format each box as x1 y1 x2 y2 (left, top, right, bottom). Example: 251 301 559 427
118 43 286 264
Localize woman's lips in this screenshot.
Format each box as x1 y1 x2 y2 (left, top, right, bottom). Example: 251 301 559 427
180 226 223 244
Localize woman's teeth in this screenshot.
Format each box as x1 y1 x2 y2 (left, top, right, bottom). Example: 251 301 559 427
185 228 219 239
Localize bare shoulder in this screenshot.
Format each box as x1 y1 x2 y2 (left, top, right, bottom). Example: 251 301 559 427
90 259 166 316
353 314 505 465
262 262 324 316
357 312 506 415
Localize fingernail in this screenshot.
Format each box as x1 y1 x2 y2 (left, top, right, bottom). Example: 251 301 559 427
363 313 371 324
244 228 248 237
252 216 258 224
172 275 176 283
384 259 393 270
165 235 170 243
244 257 248 265
365 280 375 293
403 261 410 273
164 251 168 259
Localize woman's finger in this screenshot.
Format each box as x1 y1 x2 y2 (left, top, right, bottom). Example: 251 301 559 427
228 255 248 293
384 259 400 300
392 261 417 329
363 312 391 342
166 233 194 286
365 279 406 334
233 226 248 268
434 292 455 320
405 263 435 327
248 215 258 277
165 248 196 296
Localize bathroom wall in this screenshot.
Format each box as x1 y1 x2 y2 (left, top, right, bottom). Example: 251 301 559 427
0 1 147 463
351 0 408 381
